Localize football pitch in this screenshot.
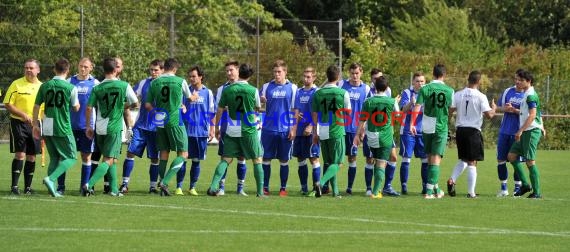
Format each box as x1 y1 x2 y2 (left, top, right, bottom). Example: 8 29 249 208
0 144 568 251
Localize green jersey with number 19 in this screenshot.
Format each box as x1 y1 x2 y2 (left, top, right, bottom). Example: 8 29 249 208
34 76 78 137
416 80 454 134
361 94 399 148
311 83 351 140
218 80 260 137
146 73 191 128
88 78 137 135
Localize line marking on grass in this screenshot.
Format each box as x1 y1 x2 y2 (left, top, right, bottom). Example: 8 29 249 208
2 196 569 237
0 227 569 237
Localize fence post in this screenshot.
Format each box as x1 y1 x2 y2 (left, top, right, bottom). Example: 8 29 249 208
80 5 84 58
546 75 550 105
256 15 260 88
169 11 175 57
338 19 342 72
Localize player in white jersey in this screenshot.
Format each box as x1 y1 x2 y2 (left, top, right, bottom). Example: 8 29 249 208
447 70 496 198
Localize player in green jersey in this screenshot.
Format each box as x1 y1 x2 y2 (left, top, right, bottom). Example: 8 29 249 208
411 64 454 199
207 63 265 197
145 58 194 196
311 65 351 198
31 58 79 197
353 76 399 199
82 58 138 197
508 69 545 199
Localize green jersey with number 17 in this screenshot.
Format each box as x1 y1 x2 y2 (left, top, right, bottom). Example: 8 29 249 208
88 78 138 135
218 80 260 137
416 80 454 134
146 73 190 128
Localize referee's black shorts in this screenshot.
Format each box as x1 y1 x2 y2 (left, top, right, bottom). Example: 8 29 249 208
9 118 41 155
455 127 483 161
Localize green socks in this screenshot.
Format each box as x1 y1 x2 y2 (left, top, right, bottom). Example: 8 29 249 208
88 161 110 187
511 161 530 187
529 165 541 195
161 156 185 186
48 159 76 182
372 167 385 195
253 163 264 195
109 164 118 194
320 164 339 186
209 160 229 191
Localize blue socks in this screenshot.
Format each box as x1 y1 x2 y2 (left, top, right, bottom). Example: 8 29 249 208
176 161 187 188
280 163 289 190
384 162 396 190
80 163 91 186
298 161 308 192
190 161 200 188
347 163 356 190
262 163 271 189
421 162 428 189
149 163 159 187
122 158 134 185
236 161 246 192
400 162 410 185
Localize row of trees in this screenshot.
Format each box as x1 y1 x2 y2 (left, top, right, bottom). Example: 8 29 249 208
0 0 568 148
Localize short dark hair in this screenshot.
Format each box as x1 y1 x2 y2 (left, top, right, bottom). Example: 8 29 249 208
150 59 164 69
516 69 534 83
273 59 287 71
370 68 382 76
164 58 180 71
54 58 70 74
374 76 388 92
238 63 254 79
25 59 40 68
468 70 481 85
349 62 362 71
326 65 340 82
188 65 204 77
102 58 117 74
225 60 239 68
433 64 446 78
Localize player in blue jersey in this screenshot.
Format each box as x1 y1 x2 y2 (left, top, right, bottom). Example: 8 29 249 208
337 63 369 196
118 60 164 194
362 68 400 196
398 72 428 195
216 60 249 196
55 57 100 195
291 67 321 196
176 65 215 196
260 60 298 197
495 69 527 196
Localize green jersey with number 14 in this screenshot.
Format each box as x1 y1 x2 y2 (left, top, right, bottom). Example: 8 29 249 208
311 83 351 140
416 80 454 134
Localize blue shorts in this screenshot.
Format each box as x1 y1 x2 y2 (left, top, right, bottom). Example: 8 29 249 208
73 129 94 153
261 131 292 160
188 136 208 160
293 135 319 159
345 132 357 156
127 128 158 159
364 136 396 158
497 133 524 161
399 134 427 159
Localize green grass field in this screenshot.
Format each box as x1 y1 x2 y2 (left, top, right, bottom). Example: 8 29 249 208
0 144 569 251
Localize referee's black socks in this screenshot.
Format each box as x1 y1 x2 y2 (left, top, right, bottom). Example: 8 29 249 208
11 159 24 187
24 161 35 189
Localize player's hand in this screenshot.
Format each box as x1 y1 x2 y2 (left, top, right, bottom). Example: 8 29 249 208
32 125 41 140
303 124 313 136
504 103 514 113
181 104 187 114
126 128 134 143
395 94 401 104
353 137 361 147
190 91 199 102
410 127 417 136
312 134 319 145
491 98 497 110
411 95 416 105
514 131 522 142
215 128 221 140
541 127 547 138
208 128 215 142
86 127 94 140
22 115 33 126
288 130 296 141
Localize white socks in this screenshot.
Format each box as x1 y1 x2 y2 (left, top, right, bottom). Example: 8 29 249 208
450 160 467 183
467 166 477 195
